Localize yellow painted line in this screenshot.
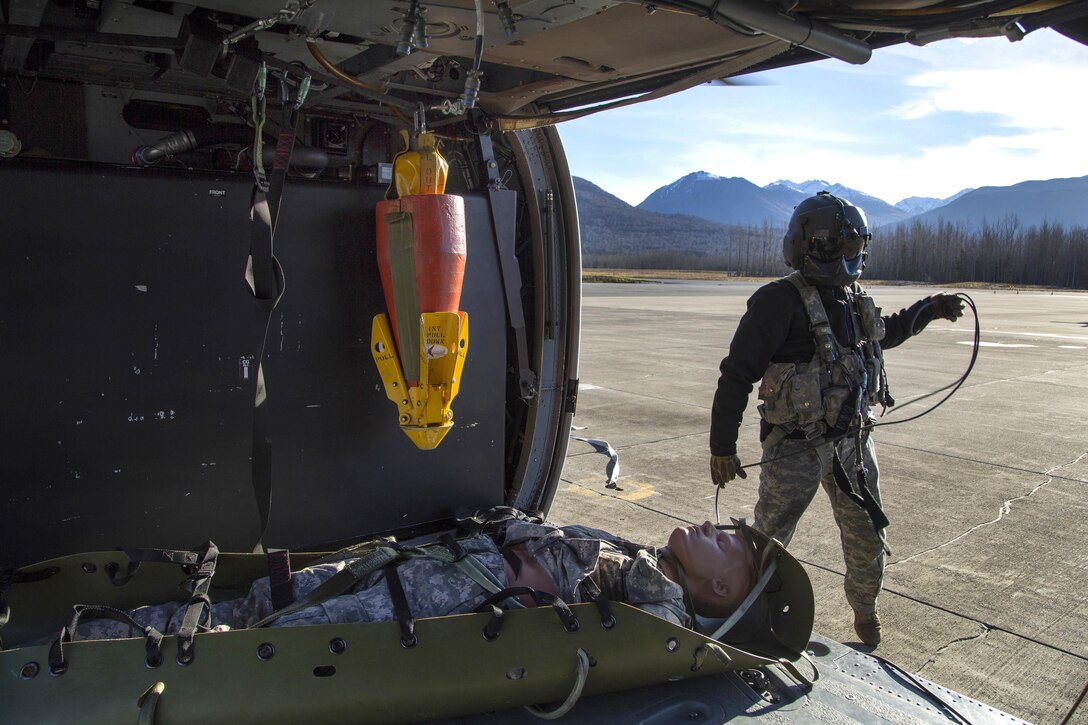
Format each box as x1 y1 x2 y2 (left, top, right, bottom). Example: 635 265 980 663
565 480 656 501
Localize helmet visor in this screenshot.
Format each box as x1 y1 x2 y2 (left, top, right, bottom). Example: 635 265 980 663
808 224 870 261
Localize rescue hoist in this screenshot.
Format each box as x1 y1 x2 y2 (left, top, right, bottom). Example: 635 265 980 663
372 109 468 450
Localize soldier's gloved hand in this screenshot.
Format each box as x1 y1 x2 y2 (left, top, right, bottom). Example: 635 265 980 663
930 293 965 322
710 454 747 487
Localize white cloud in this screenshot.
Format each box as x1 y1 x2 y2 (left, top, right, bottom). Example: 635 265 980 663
562 29 1088 206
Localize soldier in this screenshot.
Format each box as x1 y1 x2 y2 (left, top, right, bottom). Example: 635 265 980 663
67 519 756 641
709 192 964 646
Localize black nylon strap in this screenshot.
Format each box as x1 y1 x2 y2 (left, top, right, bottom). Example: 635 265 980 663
107 547 206 586
175 542 219 664
579 576 616 629
383 563 417 647
473 587 579 633
49 605 164 674
248 96 299 554
831 452 889 532
440 533 466 562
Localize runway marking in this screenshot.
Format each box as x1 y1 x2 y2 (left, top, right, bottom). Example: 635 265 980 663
959 341 1036 348
985 331 1088 342
565 480 655 501
1059 345 1086 350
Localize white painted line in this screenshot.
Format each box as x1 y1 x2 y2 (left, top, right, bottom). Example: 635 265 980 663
580 383 603 390
932 328 1088 342
1059 345 1087 350
959 341 1036 348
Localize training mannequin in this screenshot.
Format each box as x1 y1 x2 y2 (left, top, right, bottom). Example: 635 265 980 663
66 520 757 641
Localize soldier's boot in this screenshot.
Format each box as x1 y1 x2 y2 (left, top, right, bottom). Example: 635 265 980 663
853 609 882 646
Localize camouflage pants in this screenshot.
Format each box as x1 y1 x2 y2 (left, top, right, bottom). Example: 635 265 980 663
753 432 884 614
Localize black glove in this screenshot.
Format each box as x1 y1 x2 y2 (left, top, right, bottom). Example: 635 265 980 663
710 454 747 487
930 293 965 322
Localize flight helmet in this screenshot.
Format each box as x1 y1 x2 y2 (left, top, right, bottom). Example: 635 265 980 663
782 191 871 286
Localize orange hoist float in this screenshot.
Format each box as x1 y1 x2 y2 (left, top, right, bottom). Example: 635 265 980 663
373 192 468 450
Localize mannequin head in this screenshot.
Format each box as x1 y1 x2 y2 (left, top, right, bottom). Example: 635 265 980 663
665 521 755 617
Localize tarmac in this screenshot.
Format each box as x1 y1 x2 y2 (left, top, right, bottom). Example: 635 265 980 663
548 281 1088 725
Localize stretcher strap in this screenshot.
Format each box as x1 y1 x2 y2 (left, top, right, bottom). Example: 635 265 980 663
578 577 616 629
49 605 164 674
107 546 207 587
251 545 402 628
383 563 417 647
176 541 219 664
473 588 579 640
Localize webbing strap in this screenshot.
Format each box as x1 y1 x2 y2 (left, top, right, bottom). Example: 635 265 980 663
831 451 889 535
383 563 417 647
786 271 839 367
176 542 219 664
251 545 402 628
578 576 616 629
49 605 165 674
385 210 421 382
108 546 207 587
247 91 300 554
403 545 525 608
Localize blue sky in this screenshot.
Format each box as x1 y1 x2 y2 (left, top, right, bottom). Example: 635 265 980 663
557 29 1088 207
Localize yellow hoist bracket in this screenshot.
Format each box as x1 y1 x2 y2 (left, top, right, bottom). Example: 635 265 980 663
372 311 468 450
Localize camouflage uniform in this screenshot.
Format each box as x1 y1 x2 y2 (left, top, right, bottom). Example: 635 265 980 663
754 432 883 615
711 277 937 616
70 521 688 641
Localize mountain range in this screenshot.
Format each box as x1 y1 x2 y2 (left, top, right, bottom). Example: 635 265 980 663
628 171 1088 231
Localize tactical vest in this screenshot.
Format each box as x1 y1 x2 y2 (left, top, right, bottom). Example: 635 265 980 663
757 271 887 439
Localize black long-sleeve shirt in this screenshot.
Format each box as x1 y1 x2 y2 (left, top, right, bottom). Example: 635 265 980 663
709 280 936 456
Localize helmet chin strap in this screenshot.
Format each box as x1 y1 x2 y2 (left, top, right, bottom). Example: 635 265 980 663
656 547 698 625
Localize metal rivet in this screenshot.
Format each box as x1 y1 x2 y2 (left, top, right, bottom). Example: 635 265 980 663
329 638 347 655
20 662 39 679
81 563 97 574
666 637 680 652
256 643 275 661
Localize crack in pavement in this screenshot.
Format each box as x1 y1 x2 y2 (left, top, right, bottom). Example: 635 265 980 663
891 452 1088 566
915 623 990 676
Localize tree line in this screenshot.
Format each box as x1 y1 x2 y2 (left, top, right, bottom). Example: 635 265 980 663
583 216 1088 289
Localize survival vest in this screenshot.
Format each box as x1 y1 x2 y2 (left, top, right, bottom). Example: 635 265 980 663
757 271 889 441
